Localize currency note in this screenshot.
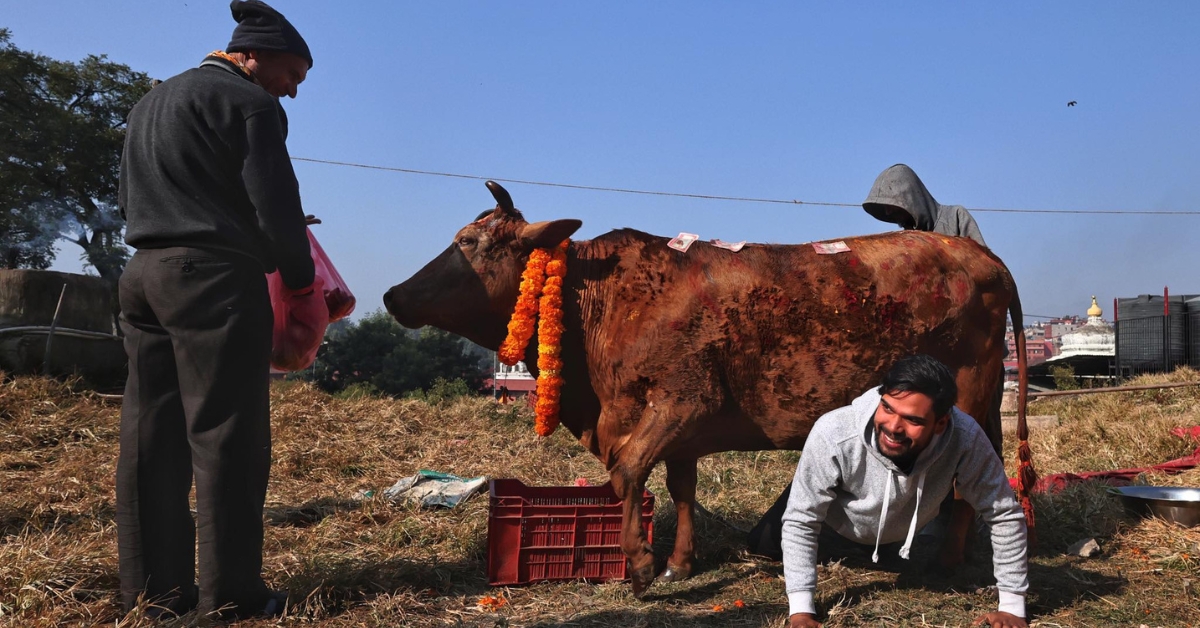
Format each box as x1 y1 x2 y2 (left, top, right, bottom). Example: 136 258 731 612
812 241 850 254
711 239 746 252
667 232 700 252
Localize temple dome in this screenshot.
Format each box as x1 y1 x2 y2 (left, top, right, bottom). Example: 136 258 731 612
1057 297 1114 358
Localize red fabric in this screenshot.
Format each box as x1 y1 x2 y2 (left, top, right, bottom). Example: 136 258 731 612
268 274 328 371
307 228 356 321
1009 425 1200 494
1170 425 1200 443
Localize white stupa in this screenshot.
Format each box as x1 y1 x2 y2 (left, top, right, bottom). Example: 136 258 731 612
1055 296 1115 358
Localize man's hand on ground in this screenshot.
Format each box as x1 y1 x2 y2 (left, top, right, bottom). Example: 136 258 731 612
787 612 822 627
971 611 1027 628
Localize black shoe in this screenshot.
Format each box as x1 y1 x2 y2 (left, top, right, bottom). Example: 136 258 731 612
259 589 289 618
205 589 289 620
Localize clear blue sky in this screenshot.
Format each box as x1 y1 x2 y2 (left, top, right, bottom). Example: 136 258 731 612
10 1 1200 321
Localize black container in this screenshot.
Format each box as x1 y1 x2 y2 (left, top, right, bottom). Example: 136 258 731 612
1115 294 1197 371
1187 296 1200 368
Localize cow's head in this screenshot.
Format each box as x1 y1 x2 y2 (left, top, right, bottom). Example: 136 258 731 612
383 181 582 349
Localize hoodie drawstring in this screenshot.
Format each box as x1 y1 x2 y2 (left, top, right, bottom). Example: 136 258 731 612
873 468 927 563
872 471 893 563
899 470 927 559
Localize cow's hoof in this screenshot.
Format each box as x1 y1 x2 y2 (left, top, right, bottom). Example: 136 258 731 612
656 564 692 583
630 562 656 598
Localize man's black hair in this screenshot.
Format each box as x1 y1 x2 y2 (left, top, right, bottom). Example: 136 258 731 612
877 354 958 417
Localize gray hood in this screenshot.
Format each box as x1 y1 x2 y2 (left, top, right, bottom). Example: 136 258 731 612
862 164 987 247
862 164 941 230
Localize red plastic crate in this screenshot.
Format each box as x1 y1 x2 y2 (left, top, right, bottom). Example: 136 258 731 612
487 478 654 586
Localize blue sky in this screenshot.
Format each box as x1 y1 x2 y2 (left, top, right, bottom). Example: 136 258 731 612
9 1 1200 320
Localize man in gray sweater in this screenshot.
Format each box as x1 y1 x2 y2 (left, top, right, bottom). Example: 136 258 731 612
782 355 1028 628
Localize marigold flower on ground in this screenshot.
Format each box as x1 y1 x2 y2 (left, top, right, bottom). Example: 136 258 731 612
477 595 507 611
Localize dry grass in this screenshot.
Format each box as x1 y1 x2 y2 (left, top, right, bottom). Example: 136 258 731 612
1 371 1198 627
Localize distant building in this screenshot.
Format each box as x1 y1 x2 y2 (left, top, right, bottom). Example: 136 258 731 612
487 360 537 399
1003 300 1108 370
1053 297 1115 360
1042 315 1083 356
1028 296 1116 383
1004 325 1051 367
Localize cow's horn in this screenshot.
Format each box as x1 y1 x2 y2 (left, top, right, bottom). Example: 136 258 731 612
485 180 515 213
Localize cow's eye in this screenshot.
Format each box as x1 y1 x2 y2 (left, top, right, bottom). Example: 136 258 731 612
457 236 477 247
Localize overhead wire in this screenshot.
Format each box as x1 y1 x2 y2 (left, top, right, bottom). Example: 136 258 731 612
290 156 1200 216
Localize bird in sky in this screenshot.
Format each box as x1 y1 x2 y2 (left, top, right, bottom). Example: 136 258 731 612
1067 101 1077 107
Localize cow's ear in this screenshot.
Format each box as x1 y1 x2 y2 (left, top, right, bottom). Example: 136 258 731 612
519 219 582 251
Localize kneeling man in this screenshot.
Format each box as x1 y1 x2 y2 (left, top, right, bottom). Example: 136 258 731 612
782 355 1029 628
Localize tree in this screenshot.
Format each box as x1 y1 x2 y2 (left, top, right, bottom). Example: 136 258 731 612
307 310 491 397
0 29 152 280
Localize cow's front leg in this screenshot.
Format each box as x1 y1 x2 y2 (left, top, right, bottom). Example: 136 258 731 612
657 458 697 583
611 461 656 597
939 485 975 568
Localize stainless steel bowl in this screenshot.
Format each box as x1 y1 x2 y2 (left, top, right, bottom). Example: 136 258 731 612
1109 485 1200 527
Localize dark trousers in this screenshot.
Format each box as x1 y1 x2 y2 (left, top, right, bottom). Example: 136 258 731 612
116 247 273 616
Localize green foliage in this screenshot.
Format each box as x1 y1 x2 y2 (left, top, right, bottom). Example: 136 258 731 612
405 377 472 405
1050 364 1080 390
0 29 152 279
333 381 381 400
303 310 490 398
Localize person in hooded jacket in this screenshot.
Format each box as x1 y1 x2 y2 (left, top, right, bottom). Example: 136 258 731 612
747 164 1004 559
781 355 1029 628
861 163 986 247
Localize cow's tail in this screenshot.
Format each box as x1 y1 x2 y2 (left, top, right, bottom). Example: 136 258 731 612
1009 283 1038 549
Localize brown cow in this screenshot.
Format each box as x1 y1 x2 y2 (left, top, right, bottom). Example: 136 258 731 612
383 181 1029 595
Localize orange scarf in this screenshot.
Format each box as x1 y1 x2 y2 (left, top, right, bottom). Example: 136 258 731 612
206 50 252 79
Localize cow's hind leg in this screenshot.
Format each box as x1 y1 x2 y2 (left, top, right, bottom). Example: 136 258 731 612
657 459 697 583
939 362 1003 568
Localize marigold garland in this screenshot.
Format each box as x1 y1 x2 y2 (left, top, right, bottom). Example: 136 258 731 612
534 242 568 436
498 248 550 365
497 240 569 436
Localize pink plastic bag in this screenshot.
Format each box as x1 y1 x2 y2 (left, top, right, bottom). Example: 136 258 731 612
268 274 328 371
307 228 356 321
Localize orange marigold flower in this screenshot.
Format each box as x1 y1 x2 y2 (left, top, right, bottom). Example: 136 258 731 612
733 599 745 609
498 248 551 365
477 595 507 611
533 241 569 437
494 239 571 437
712 605 725 612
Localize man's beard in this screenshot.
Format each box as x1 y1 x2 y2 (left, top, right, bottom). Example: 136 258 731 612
876 425 918 470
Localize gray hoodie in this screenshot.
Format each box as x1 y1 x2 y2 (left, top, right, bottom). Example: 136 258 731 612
863 164 987 247
781 387 1028 617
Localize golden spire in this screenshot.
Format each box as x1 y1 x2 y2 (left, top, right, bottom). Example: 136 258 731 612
1087 295 1102 318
